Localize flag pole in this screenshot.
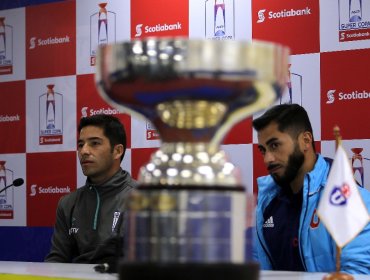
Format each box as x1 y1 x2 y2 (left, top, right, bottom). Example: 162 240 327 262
322 126 353 280
333 126 341 150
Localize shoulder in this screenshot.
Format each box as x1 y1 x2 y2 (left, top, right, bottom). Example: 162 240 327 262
307 154 331 191
358 187 370 206
256 175 280 203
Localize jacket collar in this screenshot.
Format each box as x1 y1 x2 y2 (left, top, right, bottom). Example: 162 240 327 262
257 154 331 199
85 168 135 193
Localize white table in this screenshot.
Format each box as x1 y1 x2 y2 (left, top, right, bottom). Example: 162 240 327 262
0 261 368 280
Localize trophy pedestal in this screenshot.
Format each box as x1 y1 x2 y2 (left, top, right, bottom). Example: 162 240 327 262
119 262 260 280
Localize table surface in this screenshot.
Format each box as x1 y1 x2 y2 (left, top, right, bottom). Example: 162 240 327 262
0 261 368 280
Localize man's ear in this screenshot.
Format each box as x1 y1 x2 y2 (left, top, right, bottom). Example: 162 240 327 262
302 131 313 151
113 144 124 160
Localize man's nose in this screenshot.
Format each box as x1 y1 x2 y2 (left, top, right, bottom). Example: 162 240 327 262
263 151 275 165
79 143 90 155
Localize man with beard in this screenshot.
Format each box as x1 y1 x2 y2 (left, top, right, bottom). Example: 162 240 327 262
45 114 137 272
252 104 370 274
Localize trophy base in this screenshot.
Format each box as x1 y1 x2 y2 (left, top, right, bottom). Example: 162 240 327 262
119 262 260 280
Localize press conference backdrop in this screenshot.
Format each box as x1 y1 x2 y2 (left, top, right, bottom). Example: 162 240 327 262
0 0 369 262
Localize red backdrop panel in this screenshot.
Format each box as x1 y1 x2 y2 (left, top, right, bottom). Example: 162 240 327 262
0 81 26 153
131 0 189 38
131 147 158 180
27 151 76 226
252 0 320 55
26 1 76 79
321 49 370 140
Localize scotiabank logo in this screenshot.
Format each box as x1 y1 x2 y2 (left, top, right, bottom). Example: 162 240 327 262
257 9 266 23
135 24 143 37
326 89 370 104
326 90 336 104
29 35 71 50
29 184 71 197
134 22 182 37
81 106 121 118
0 114 20 123
257 7 311 23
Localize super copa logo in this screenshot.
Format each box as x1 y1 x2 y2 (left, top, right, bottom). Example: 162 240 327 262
39 84 64 145
0 17 13 75
338 0 370 42
326 89 370 104
204 0 235 40
0 161 18 219
280 64 303 105
350 147 369 187
90 3 116 66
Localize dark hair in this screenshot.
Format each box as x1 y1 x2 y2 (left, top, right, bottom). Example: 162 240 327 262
78 114 127 162
252 104 315 151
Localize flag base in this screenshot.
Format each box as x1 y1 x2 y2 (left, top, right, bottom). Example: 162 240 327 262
323 272 354 280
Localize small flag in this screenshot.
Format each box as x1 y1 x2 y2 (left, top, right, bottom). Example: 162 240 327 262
317 145 370 248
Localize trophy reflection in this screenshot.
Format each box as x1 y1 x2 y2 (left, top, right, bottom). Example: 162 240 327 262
96 38 289 280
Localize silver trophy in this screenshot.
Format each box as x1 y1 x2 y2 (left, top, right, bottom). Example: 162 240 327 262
96 37 289 280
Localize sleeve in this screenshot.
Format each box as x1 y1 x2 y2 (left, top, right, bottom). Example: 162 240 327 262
44 195 76 263
341 222 370 274
340 188 370 274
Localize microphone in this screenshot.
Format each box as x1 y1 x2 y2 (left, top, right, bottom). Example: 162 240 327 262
0 178 24 194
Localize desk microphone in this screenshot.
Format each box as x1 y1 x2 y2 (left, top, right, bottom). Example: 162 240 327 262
0 178 24 194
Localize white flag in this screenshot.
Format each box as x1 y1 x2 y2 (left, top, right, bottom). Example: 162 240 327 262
317 145 370 248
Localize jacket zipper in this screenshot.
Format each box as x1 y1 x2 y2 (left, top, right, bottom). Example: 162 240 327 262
92 187 101 230
299 176 309 271
256 226 276 269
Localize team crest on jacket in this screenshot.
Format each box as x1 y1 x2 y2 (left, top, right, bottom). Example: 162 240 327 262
112 211 120 232
310 209 320 229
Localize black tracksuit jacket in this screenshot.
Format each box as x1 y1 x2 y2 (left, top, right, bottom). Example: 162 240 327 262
45 168 137 269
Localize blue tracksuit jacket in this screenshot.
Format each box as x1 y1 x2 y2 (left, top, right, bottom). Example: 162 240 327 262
253 154 370 274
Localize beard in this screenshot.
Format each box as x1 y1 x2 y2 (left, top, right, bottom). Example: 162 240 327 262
269 144 305 188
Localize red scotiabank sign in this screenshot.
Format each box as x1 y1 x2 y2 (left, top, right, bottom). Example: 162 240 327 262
26 1 76 79
131 0 189 39
252 0 320 55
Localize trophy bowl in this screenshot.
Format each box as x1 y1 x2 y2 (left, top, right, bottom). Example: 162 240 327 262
95 37 289 280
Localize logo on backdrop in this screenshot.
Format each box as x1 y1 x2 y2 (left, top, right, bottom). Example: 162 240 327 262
280 64 303 105
325 89 370 104
256 7 311 23
204 0 235 40
0 17 13 75
28 35 70 50
338 0 370 42
39 84 63 145
146 121 160 140
90 3 116 66
81 106 121 118
29 184 70 197
0 161 16 219
350 147 369 187
0 114 20 123
134 22 182 37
